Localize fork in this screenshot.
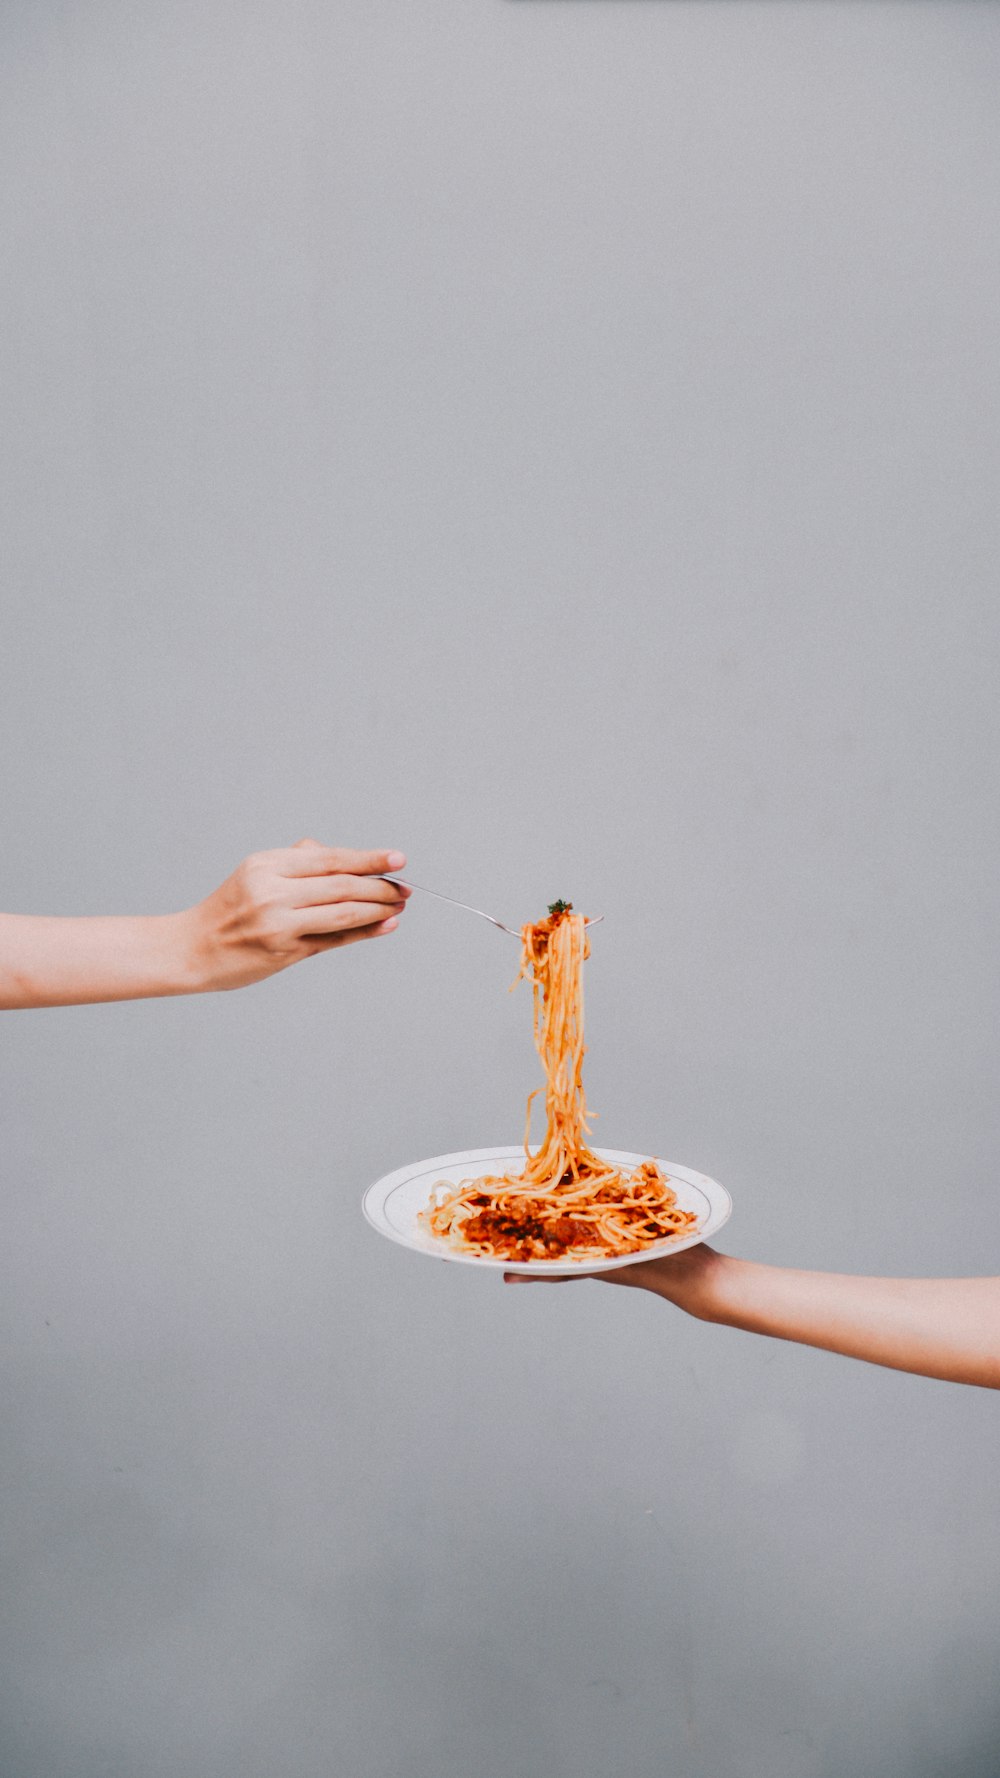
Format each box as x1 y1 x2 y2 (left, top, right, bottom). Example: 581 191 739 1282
382 877 603 939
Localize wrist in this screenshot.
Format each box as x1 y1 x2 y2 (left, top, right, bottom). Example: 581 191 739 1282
644 1246 743 1324
163 905 216 995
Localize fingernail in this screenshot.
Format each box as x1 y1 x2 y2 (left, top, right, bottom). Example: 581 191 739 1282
379 916 398 933
387 851 406 869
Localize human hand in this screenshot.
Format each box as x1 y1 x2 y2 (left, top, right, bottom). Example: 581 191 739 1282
507 1243 1000 1389
181 840 411 992
503 1243 731 1323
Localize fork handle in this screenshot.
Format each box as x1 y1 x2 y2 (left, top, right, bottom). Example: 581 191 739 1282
381 876 521 936
382 877 603 937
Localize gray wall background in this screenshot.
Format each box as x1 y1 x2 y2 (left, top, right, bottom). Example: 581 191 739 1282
2 3 999 1775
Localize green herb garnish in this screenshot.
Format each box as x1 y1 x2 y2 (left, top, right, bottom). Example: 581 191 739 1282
547 899 573 916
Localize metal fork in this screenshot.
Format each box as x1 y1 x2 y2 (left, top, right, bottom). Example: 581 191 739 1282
382 877 603 939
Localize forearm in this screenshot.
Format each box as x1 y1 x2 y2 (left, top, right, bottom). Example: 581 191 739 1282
0 912 201 1008
0 844 407 1009
650 1253 1000 1389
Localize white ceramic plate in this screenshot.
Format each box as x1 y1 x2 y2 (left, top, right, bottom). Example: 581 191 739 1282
363 1145 732 1275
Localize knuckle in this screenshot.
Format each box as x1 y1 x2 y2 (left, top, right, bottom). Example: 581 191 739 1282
261 915 293 952
242 852 273 887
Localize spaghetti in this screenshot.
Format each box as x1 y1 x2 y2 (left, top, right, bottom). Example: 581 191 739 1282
420 902 699 1262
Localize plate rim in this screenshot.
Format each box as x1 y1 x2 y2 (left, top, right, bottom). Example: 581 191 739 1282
363 1144 732 1274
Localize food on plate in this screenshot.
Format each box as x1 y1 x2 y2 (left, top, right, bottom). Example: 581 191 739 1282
420 902 699 1262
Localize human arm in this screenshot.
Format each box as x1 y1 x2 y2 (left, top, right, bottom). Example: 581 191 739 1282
0 840 410 1008
506 1246 1000 1389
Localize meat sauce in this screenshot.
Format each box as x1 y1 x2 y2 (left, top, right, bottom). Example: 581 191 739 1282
461 1206 607 1260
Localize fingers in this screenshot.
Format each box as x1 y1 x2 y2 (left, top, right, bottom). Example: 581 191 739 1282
303 915 400 954
295 898 406 938
290 873 409 911
502 1267 628 1285
502 1271 588 1285
282 841 407 879
502 1263 656 1291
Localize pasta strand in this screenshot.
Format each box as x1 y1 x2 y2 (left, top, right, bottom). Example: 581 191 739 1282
420 907 700 1262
